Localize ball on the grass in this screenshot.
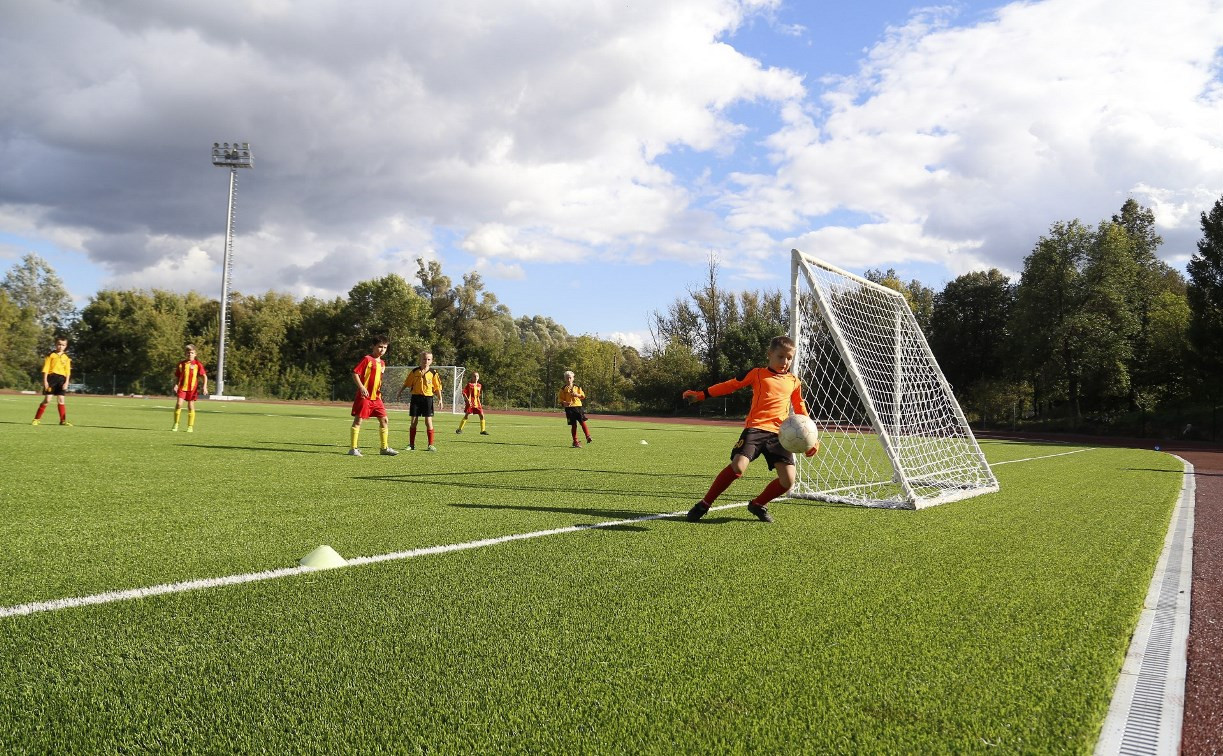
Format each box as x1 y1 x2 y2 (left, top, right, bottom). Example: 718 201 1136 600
778 414 819 454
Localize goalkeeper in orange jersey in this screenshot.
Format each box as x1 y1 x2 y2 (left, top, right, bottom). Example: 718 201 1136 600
455 371 489 435
558 370 593 448
682 335 818 523
171 344 208 432
347 335 398 457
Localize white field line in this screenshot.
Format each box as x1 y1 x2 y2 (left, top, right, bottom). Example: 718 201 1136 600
0 447 1098 620
990 448 1093 466
0 503 738 619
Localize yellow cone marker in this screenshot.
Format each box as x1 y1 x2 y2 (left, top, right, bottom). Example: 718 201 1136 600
299 545 347 570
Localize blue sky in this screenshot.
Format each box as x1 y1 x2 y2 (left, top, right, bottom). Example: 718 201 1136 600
2 0 1222 352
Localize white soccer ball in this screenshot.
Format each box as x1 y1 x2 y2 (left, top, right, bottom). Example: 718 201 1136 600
778 414 819 454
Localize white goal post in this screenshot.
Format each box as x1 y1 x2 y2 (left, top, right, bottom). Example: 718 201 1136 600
383 365 466 415
788 249 998 509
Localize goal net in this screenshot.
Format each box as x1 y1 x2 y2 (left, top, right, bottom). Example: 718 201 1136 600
789 249 998 509
383 365 466 414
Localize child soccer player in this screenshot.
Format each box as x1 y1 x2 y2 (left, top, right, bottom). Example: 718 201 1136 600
455 371 489 435
348 335 398 457
558 370 593 448
32 337 72 426
171 344 208 432
682 335 819 523
395 350 444 451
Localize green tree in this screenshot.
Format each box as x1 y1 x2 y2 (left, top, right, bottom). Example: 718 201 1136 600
344 275 433 366
864 268 936 331
1 253 76 369
0 289 41 387
73 290 185 392
928 269 1015 397
1010 220 1094 418
1188 196 1223 399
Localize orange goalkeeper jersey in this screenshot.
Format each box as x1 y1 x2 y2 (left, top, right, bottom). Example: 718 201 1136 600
706 367 807 434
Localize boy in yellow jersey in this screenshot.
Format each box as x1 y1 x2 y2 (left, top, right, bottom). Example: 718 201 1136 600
455 371 489 435
32 337 72 426
348 335 398 457
558 370 593 448
682 335 819 523
171 344 209 432
395 350 444 451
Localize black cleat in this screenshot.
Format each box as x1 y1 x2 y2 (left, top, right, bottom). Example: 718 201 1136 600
686 501 710 522
455 428 462 434
480 430 490 435
585 436 593 443
746 503 773 523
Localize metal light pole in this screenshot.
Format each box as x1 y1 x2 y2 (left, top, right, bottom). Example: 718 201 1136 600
210 142 253 399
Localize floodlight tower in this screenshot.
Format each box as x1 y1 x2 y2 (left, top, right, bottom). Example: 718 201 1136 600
210 142 253 399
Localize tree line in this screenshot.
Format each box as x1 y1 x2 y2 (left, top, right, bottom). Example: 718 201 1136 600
2 197 1222 436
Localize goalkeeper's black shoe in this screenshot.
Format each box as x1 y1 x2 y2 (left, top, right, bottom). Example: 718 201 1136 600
746 503 774 523
686 501 710 522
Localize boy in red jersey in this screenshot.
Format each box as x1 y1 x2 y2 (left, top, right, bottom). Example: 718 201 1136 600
455 371 489 435
171 344 209 432
558 370 593 448
32 337 72 426
348 336 398 457
682 335 819 523
394 350 444 451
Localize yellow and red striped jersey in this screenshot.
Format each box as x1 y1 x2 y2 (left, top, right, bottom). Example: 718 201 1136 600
42 351 71 378
403 367 442 396
706 367 806 433
463 381 483 408
558 385 585 407
353 355 385 399
175 359 208 392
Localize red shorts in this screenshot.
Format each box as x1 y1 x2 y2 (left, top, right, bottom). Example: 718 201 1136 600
177 388 200 402
464 403 483 416
352 396 387 419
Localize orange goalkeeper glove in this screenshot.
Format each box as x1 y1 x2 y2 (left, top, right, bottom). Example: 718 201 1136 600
804 440 821 457
682 389 706 404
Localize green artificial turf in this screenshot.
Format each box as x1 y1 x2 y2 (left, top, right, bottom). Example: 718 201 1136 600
0 395 1183 753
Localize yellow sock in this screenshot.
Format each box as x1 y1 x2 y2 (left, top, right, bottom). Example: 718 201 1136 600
350 426 360 449
458 417 468 431
187 410 196 429
480 416 487 431
380 426 389 449
173 408 182 426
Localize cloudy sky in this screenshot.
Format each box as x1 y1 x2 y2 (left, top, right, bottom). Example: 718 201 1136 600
3 0 1223 350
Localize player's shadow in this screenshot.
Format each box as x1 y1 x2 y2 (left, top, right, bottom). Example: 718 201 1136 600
451 439 574 449
179 443 337 455
357 467 714 500
257 440 344 449
452 501 685 521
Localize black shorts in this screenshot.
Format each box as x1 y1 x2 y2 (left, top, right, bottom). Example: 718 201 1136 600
44 374 67 396
731 428 795 471
409 394 435 418
564 406 587 424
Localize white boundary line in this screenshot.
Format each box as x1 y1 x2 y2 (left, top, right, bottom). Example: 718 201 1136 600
991 448 1093 466
0 503 737 619
0 446 1112 620
1095 456 1194 755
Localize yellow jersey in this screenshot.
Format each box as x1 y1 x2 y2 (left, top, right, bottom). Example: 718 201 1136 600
558 385 585 407
42 352 71 378
403 367 443 396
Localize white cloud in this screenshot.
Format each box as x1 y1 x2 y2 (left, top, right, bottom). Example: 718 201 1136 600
724 0 1223 277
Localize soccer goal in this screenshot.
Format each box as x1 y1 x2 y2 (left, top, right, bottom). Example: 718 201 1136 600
383 365 466 415
788 249 998 509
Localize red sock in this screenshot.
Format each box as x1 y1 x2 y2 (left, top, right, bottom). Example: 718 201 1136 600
35 404 47 420
752 479 789 507
410 426 417 446
571 425 579 442
703 465 742 504
58 405 66 422
427 428 435 445
580 421 591 440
